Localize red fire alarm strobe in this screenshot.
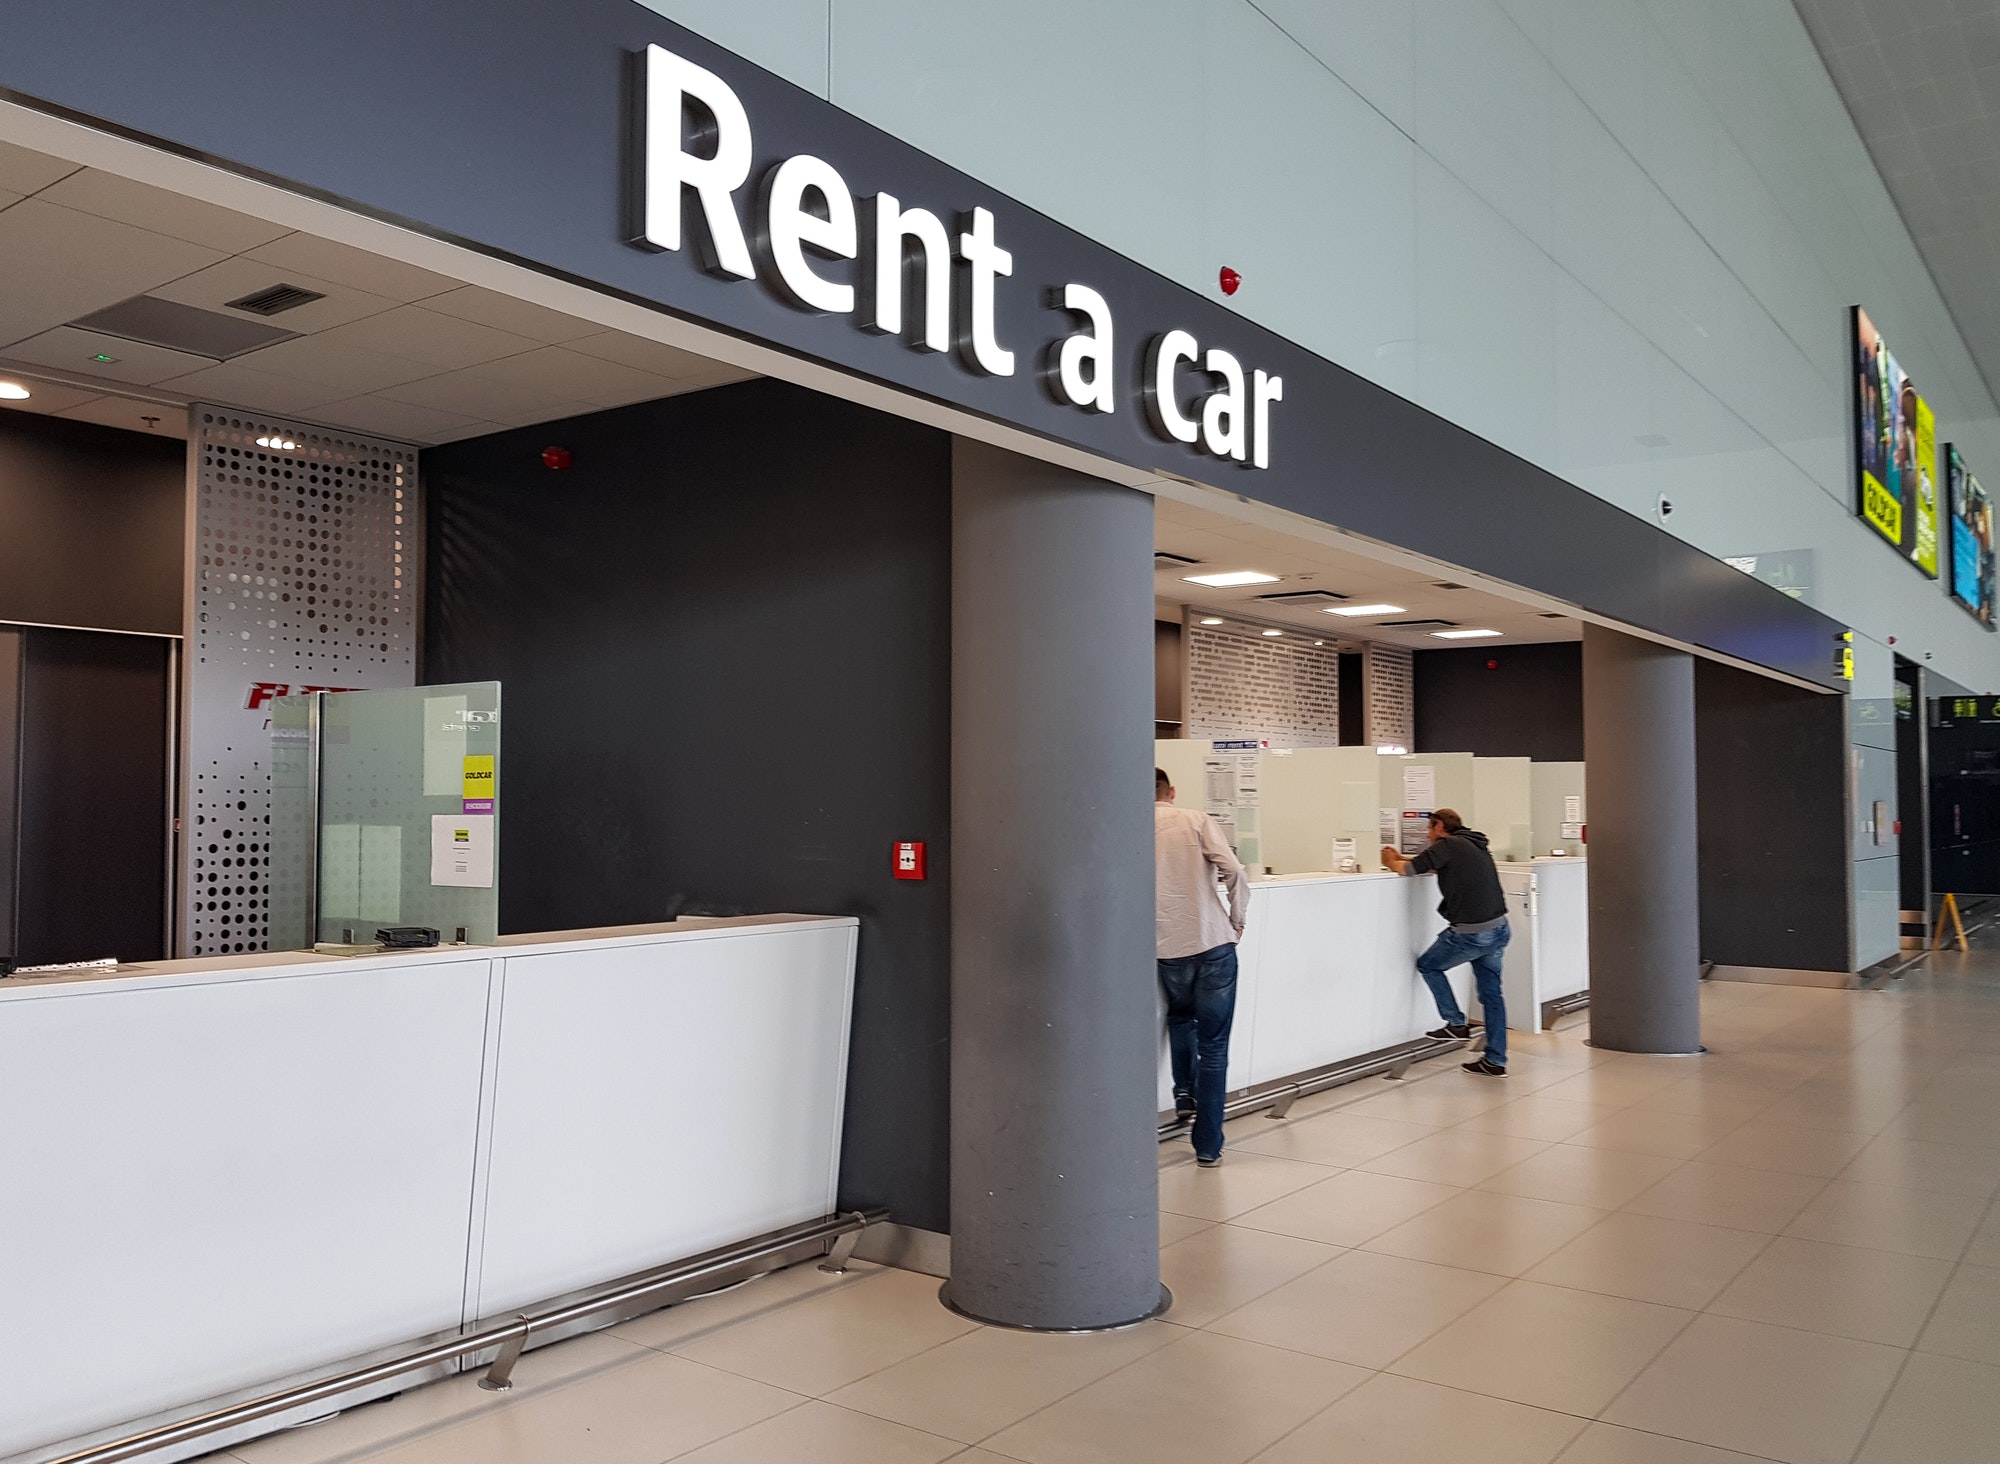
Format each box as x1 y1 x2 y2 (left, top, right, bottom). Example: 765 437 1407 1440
893 841 928 880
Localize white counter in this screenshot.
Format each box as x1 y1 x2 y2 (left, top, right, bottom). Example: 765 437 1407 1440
0 915 857 1464
1158 860 1588 1108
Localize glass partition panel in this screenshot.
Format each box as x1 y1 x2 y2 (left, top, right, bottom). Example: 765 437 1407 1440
267 682 501 948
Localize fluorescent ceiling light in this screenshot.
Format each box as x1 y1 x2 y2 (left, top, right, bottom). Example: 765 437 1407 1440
0 382 30 400
1376 744 1408 755
1183 570 1279 587
1324 602 1404 617
1197 616 1224 626
256 435 299 450
1432 628 1502 639
1260 628 1283 637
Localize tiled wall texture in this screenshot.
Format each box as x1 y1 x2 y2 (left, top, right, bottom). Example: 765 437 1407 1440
1184 621 1341 745
647 0 2000 693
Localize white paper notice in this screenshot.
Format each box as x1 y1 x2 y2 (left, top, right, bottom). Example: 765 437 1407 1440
1403 764 1436 810
1330 837 1357 868
1564 794 1583 823
1560 821 1584 841
1378 806 1398 847
430 814 495 888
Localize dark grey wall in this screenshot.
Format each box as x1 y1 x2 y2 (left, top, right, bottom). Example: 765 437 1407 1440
14 628 172 964
1415 642 1584 760
424 379 953 1232
0 413 184 635
1154 620 1182 731
1694 659 1851 971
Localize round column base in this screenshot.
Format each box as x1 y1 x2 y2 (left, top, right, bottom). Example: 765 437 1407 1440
938 1282 1173 1333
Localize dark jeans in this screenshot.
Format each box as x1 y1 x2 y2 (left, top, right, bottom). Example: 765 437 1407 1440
1416 921 1512 1067
1158 942 1238 1160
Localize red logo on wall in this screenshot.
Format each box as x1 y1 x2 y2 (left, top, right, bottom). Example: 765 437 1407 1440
893 841 927 880
245 681 361 710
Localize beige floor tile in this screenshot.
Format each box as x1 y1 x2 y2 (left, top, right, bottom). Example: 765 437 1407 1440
1915 1262 2000 1365
1248 1372 1585 1464
1963 1204 2000 1267
1156 1151 1335 1222
826 1318 1182 1444
1565 1106 1751 1160
232 1331 664 1464
1756 1090 1910 1136
1553 1422 1772 1464
1694 1121 1875 1178
1390 1279 1691 1415
1603 1314 1904 1464
670 1266 975 1396
1479 1144 1685 1209
1855 1351 2000 1464
1783 1180 1987 1260
1621 1161 1829 1234
1357 1127 1552 1185
981 1330 1366 1464
1882 1098 2000 1148
1233 1110 1438 1166
1525 1211 1769 1308
1708 1235 1953 1347
1207 1249 1505 1368
1156 1223 1342 1326
1639 1079 1784 1122
337 1352 800 1464
1339 1077 1519 1127
1837 1134 2000 1199
1455 1096 1619 1142
609 1257 881 1353
1362 1188 1608 1277
670 1400 959 1464
1532 1063 1689 1108
1231 1168 1460 1247
1158 1211 1212 1248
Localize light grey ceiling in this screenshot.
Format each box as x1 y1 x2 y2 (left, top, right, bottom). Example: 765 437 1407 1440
1794 0 2000 397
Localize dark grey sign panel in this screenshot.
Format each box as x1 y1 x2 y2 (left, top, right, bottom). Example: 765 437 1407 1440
0 0 1845 688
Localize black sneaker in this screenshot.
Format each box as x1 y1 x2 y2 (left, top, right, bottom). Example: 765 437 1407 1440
1462 1057 1507 1077
1427 1024 1472 1041
1174 1091 1196 1122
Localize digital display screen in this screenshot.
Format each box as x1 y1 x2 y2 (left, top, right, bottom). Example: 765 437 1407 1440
1854 306 1938 573
1947 442 1996 630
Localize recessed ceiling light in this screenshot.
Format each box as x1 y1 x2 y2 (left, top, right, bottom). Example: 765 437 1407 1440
0 381 29 400
1432 628 1502 639
1197 616 1224 626
1324 603 1405 617
1183 570 1279 587
1261 628 1283 637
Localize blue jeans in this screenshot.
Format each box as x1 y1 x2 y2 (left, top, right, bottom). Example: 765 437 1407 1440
1416 922 1511 1067
1158 943 1238 1160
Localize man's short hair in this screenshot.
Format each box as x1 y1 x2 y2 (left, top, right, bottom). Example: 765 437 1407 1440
1431 808 1464 834
1156 767 1171 796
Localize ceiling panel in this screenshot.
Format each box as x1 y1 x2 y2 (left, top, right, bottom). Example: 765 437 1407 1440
242 233 460 303
37 169 290 254
55 395 187 438
0 199 225 347
421 285 606 345
0 381 105 416
146 256 395 334
460 345 682 407
227 333 438 396
309 393 485 441
566 329 737 378
4 324 214 385
159 360 349 417
313 304 543 372
0 138 77 195
374 368 599 426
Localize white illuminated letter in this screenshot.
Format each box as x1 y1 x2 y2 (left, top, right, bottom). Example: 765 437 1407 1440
638 44 754 280
764 155 857 313
871 193 951 350
1253 370 1284 469
1056 283 1115 413
1202 349 1247 461
1145 330 1200 444
957 206 1015 376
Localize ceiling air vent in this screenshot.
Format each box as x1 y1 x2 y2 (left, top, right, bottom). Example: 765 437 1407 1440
71 296 298 360
1378 619 1457 628
224 283 327 316
1539 612 1568 619
1154 551 1201 567
1255 589 1348 604
1431 581 1468 590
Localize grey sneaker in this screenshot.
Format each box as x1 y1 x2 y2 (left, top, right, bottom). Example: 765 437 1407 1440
1195 1152 1223 1167
1462 1057 1507 1077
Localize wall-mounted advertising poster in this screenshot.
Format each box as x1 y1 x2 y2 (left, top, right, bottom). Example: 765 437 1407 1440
1854 306 1940 566
1946 443 1996 630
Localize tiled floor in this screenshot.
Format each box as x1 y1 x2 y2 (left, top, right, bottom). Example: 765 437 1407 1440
199 952 2000 1464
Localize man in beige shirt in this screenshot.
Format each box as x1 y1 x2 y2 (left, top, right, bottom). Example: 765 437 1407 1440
1156 767 1249 1166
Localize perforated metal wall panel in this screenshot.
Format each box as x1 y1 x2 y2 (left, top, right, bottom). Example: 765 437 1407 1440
179 407 418 957
1364 642 1416 751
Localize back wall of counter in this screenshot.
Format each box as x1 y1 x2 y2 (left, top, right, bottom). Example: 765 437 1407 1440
423 379 952 1233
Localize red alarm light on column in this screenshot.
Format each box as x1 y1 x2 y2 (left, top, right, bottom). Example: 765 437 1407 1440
893 841 927 880
1218 266 1241 296
541 445 573 470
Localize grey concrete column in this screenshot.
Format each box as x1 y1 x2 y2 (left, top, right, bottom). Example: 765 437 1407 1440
946 438 1161 1330
1582 623 1702 1054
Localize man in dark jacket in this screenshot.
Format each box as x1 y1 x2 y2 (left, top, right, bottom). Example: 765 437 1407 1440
1381 808 1511 1075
